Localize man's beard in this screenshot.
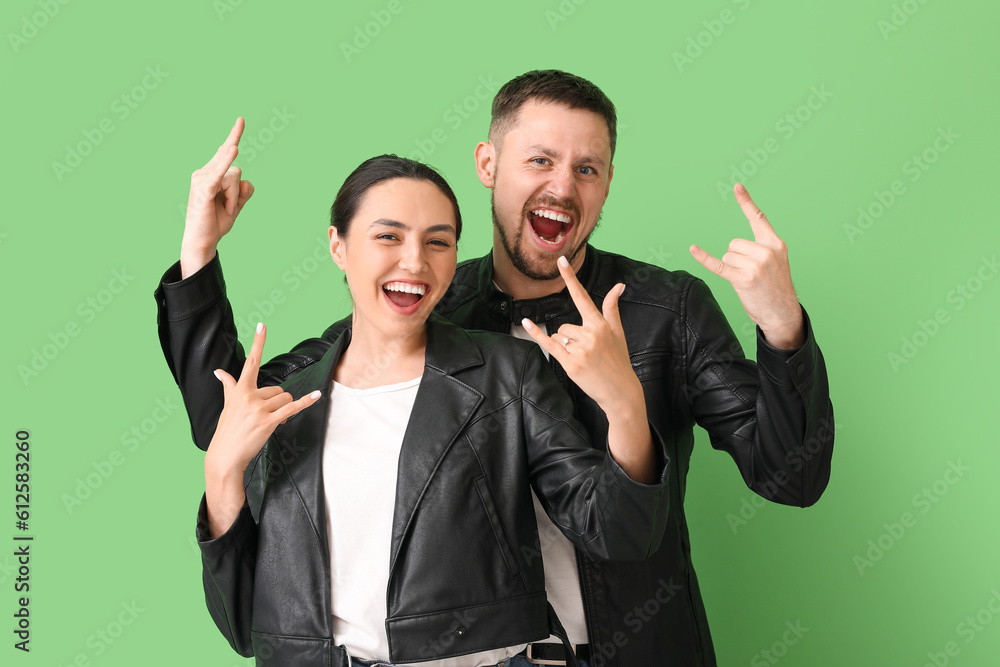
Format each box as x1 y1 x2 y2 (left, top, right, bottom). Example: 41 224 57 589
491 191 599 282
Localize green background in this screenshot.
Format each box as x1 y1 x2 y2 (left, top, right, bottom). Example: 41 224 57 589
3 0 998 664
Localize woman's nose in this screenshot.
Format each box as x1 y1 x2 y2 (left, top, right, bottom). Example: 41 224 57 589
397 241 428 273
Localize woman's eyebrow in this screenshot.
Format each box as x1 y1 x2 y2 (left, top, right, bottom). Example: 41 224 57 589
425 224 457 235
370 218 407 230
370 219 456 235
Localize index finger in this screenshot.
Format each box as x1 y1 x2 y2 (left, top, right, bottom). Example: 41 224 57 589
734 183 777 242
240 321 267 387
203 117 245 177
223 116 245 149
557 256 602 323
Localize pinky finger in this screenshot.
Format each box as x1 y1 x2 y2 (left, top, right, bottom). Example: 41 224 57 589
521 318 566 362
689 245 729 279
274 389 322 424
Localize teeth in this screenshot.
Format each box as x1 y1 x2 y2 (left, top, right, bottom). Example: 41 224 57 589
532 209 572 223
383 281 426 296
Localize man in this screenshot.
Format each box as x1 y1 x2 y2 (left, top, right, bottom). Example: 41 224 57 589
156 70 833 665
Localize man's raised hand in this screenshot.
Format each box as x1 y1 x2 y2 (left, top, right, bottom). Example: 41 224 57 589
181 117 255 278
689 183 805 349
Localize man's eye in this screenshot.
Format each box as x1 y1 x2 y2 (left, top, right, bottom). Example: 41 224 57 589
578 166 595 175
429 239 452 248
531 157 549 165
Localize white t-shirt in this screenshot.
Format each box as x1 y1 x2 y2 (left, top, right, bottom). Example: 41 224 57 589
322 375 524 666
509 322 589 645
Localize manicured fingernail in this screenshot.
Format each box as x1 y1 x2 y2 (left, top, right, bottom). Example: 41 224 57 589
558 256 569 268
213 370 221 381
256 322 263 334
618 283 626 296
521 318 533 329
309 390 321 399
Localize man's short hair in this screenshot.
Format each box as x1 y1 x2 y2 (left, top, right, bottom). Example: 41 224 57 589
489 69 618 159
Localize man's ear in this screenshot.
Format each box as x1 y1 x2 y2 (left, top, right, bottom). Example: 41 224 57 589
329 226 347 270
474 141 497 188
605 163 614 200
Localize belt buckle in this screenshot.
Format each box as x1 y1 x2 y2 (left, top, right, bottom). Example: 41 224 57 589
525 644 574 666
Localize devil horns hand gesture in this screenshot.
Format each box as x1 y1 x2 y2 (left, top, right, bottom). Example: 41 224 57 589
521 257 656 484
689 183 805 350
203 323 321 538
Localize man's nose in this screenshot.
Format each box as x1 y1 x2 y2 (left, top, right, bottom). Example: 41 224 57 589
546 166 577 200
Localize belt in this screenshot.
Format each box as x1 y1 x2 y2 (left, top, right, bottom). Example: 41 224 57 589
525 643 591 664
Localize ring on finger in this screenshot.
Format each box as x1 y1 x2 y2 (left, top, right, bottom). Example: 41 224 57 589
561 337 571 347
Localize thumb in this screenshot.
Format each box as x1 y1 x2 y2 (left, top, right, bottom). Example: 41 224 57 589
235 180 254 215
213 368 237 393
602 283 625 336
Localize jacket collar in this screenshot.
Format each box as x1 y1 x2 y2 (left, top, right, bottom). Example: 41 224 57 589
272 313 486 576
474 244 600 326
281 312 485 397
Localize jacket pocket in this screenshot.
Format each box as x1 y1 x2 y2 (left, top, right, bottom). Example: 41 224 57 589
630 346 675 382
472 476 520 582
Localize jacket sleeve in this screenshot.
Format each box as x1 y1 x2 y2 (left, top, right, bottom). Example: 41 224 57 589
196 493 258 657
520 345 670 562
154 253 348 450
683 276 834 507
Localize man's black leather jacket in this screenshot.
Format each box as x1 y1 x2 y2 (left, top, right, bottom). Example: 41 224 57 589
158 262 670 665
155 243 833 665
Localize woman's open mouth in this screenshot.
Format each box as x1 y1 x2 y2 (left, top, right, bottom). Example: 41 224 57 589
527 208 574 251
382 281 429 315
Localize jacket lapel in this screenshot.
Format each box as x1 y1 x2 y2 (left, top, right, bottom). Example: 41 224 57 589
388 313 485 576
271 330 350 563
271 314 486 580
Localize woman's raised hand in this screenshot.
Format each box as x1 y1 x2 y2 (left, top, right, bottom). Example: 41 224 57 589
181 117 255 278
203 323 321 537
521 257 656 484
206 322 321 474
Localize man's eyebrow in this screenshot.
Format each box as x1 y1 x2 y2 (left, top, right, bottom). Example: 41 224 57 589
527 145 562 160
369 219 456 235
526 145 605 168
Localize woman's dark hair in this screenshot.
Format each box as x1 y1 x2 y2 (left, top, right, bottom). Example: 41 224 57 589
330 155 462 241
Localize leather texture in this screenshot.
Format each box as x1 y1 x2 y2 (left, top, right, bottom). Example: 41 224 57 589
155 243 834 665
176 294 670 664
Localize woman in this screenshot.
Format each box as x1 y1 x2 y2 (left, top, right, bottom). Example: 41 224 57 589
190 119 668 667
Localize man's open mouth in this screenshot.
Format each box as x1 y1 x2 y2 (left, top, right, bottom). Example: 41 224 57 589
528 208 574 247
382 281 428 309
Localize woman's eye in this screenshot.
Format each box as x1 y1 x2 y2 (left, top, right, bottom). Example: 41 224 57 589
429 239 451 248
376 233 399 241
